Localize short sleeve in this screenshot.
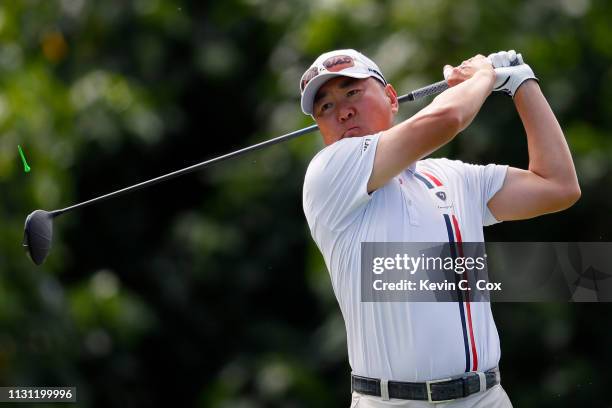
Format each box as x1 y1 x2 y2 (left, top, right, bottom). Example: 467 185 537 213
303 134 379 232
460 162 508 226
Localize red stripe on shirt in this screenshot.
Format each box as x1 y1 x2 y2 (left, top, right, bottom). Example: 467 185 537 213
421 171 443 187
452 214 478 371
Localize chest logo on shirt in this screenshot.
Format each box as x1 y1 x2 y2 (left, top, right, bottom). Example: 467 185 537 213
434 189 454 210
412 170 454 210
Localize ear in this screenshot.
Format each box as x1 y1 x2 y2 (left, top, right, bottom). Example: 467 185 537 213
384 84 399 114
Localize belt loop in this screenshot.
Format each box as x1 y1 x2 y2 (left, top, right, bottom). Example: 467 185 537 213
380 379 390 401
476 372 486 392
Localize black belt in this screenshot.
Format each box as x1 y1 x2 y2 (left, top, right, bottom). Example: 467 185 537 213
351 368 499 403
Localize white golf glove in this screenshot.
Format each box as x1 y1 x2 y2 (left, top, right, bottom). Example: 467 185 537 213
487 50 523 68
487 50 538 97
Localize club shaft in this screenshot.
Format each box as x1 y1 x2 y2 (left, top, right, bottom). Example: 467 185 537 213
54 125 322 215
53 79 450 216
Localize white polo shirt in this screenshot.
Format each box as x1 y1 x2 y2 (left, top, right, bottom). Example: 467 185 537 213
303 133 508 382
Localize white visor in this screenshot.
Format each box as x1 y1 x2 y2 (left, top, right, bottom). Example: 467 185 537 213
299 49 387 115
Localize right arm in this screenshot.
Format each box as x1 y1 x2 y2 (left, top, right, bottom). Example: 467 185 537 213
368 55 495 193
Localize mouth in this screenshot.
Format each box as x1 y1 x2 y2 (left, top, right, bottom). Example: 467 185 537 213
342 126 361 138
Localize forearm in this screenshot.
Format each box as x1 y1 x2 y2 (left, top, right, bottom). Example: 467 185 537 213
431 69 495 131
368 68 494 192
514 81 579 189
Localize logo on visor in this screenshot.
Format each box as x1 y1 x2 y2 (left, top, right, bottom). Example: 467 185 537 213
322 55 355 71
300 55 356 92
436 191 447 201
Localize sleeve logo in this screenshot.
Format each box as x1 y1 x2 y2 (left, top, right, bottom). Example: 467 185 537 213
362 137 372 153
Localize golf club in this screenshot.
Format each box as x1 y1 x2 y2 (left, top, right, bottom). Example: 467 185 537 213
23 79 450 266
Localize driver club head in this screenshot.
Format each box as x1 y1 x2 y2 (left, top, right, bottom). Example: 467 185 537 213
23 210 55 266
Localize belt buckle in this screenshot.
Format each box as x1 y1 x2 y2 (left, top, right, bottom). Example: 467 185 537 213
425 377 453 403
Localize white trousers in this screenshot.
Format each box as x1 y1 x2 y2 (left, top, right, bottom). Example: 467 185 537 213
350 384 513 408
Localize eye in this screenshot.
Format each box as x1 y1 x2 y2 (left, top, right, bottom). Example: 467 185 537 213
318 102 333 115
347 89 361 97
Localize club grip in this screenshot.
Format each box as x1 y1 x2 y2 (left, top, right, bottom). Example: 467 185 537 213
398 53 523 104
398 80 450 103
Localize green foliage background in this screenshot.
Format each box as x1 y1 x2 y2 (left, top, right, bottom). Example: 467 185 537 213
1 0 611 406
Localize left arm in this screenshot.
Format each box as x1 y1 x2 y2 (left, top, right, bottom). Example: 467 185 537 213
487 80 581 220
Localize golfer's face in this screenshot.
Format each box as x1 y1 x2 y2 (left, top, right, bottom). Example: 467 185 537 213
313 77 396 145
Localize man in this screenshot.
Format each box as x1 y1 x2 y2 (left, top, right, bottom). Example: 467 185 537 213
300 49 580 407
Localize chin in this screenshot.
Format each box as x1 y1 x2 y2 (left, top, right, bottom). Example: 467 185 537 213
329 131 366 145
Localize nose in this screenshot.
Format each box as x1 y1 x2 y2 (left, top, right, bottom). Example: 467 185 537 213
338 104 355 123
